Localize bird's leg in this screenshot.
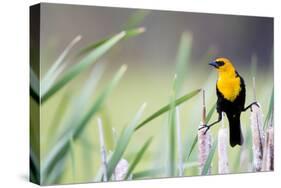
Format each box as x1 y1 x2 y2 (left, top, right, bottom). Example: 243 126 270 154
198 112 222 135
242 101 260 112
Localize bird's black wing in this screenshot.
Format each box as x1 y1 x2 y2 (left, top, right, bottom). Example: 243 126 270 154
233 71 246 111
216 83 226 113
216 72 245 147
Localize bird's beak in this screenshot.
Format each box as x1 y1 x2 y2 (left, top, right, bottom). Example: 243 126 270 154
209 61 219 68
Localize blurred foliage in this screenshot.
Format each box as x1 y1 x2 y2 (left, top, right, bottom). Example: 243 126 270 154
30 9 274 185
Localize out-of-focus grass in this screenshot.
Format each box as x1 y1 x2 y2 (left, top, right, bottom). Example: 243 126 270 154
41 65 127 184
105 102 147 180
38 65 273 184
31 10 274 185
124 136 153 179
41 28 146 103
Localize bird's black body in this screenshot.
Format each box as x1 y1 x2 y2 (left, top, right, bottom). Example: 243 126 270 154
201 57 259 147
216 71 246 147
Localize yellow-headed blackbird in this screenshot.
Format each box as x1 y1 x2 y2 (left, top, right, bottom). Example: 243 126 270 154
199 57 258 147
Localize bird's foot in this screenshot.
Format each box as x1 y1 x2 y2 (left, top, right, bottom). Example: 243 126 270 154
243 101 260 112
198 124 211 135
250 101 260 111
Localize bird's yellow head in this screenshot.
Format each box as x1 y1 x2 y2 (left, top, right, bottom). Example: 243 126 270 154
209 57 235 73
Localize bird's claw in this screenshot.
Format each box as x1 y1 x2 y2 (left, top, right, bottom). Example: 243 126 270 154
250 101 260 111
198 124 210 135
254 101 260 108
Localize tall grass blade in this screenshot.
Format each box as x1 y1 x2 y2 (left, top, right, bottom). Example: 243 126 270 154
166 32 192 176
97 117 108 181
41 64 67 96
167 93 176 176
41 32 126 102
70 138 76 182
44 162 65 184
125 137 153 179
264 87 274 129
174 32 192 94
164 33 190 176
46 93 71 148
206 103 217 124
42 35 82 94
42 65 127 184
251 55 258 114
135 89 201 130
73 65 127 139
106 103 147 180
175 107 184 176
251 54 258 79
57 62 106 139
30 148 40 183
43 35 81 80
124 10 150 29
186 135 198 161
99 108 115 151
77 28 146 58
43 140 70 184
30 67 39 103
94 152 113 182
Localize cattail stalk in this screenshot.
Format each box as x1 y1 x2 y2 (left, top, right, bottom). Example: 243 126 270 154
97 117 108 181
262 126 274 171
250 78 264 172
198 90 212 174
239 128 251 172
252 77 257 102
175 107 184 176
240 146 251 172
218 113 229 174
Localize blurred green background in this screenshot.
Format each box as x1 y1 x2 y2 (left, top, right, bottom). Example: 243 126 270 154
30 3 273 185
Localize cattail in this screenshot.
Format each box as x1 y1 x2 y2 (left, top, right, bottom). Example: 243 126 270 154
198 90 212 174
218 113 229 174
250 77 264 172
262 126 274 171
240 145 251 172
97 117 108 181
175 107 184 176
109 128 130 181
239 127 251 172
114 158 129 181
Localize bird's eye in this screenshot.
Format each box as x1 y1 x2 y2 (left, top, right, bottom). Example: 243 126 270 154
216 61 225 66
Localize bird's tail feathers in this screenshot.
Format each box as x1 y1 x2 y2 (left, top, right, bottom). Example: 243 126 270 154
227 113 244 147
